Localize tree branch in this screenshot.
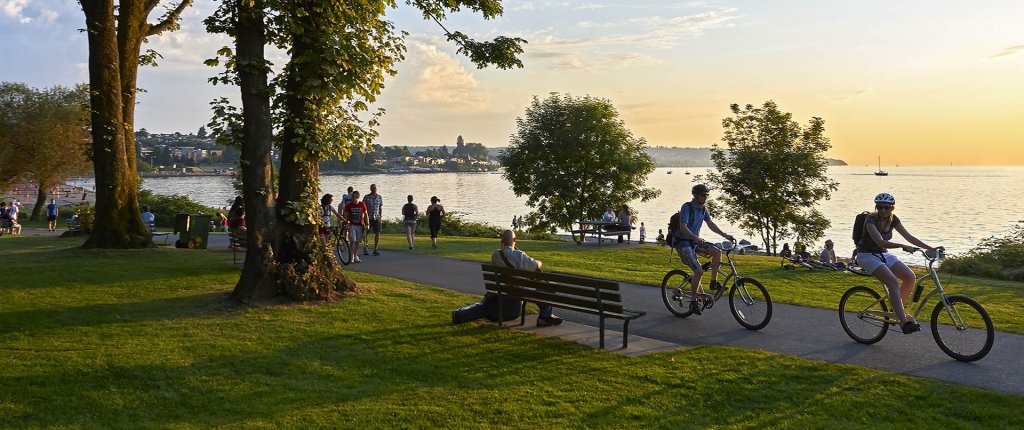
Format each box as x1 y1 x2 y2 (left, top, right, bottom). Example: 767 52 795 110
146 0 193 37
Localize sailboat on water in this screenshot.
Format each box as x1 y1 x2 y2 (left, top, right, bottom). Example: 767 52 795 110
874 156 888 176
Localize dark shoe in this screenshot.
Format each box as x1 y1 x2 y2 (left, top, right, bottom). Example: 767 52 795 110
900 321 921 334
373 250 380 256
363 248 370 255
537 315 563 327
709 280 724 292
689 300 703 315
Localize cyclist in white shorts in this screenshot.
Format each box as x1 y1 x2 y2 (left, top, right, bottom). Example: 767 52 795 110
854 193 936 334
673 184 735 315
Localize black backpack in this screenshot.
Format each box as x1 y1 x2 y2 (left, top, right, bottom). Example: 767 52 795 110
666 212 680 247
666 203 698 248
852 211 870 247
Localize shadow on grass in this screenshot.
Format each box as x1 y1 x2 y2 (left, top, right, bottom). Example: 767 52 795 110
0 292 238 337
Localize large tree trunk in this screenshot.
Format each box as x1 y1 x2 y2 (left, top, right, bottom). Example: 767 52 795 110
29 187 47 221
262 20 353 301
229 0 278 302
80 0 151 249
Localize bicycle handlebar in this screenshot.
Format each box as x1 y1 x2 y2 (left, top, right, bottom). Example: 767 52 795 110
907 246 945 261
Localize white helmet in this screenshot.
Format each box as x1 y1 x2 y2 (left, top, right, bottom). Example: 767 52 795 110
874 193 895 204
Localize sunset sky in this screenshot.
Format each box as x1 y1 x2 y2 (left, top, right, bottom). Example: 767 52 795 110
2 1 1022 165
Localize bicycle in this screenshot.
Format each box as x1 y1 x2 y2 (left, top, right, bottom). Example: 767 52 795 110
325 225 351 266
661 241 773 330
838 247 995 362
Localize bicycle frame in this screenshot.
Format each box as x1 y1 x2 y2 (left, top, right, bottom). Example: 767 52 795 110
688 242 755 303
858 249 968 329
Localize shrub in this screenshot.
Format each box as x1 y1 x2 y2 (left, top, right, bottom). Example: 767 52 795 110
379 211 558 240
943 223 1024 281
138 189 219 228
75 205 95 234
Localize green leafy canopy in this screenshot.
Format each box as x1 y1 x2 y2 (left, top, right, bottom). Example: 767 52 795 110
703 101 839 254
500 93 659 232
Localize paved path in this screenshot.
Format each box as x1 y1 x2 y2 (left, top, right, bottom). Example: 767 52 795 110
346 250 1024 396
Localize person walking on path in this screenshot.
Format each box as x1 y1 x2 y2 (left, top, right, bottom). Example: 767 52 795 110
362 184 383 256
402 195 418 249
492 229 563 327
46 199 59 232
855 193 936 334
427 196 445 250
674 184 735 316
343 190 368 263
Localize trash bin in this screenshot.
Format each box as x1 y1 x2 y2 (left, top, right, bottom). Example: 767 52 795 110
188 214 212 249
174 213 191 248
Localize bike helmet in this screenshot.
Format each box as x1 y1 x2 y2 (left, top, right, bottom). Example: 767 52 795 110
874 193 895 204
691 184 710 194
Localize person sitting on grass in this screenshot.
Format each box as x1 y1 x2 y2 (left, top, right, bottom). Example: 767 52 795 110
491 230 563 327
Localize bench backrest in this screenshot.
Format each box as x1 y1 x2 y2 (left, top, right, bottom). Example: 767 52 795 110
481 263 623 313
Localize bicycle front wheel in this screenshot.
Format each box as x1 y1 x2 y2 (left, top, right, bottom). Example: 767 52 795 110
839 286 890 344
661 269 695 317
931 295 994 362
728 277 772 330
334 236 352 266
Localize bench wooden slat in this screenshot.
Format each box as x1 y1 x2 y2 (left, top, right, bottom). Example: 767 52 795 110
482 273 622 302
482 264 619 291
480 263 645 349
484 282 625 313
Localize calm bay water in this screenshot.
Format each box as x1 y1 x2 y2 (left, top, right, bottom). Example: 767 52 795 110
128 166 1024 265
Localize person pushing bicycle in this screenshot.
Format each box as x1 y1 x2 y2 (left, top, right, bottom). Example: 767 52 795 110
674 184 735 315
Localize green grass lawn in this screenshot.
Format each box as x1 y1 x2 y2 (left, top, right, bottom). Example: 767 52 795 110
373 234 1024 335
2 235 1022 427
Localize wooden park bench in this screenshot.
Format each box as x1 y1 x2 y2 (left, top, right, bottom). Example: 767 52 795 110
481 263 646 349
228 228 248 265
570 220 633 244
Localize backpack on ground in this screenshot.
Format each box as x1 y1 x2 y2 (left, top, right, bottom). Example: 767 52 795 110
851 211 870 246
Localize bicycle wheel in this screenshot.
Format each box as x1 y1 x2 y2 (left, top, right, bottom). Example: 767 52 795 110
333 235 352 266
838 286 890 344
728 277 772 330
661 269 695 317
931 295 994 362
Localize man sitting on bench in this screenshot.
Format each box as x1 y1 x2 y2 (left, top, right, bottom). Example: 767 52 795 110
492 230 563 327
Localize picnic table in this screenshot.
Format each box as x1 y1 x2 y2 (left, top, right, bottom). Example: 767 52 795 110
571 220 632 245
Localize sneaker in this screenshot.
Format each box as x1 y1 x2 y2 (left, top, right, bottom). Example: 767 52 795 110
354 256 362 263
537 315 564 327
363 248 370 255
900 321 921 334
689 300 703 315
373 250 380 256
409 246 413 250
432 244 438 249
709 280 723 292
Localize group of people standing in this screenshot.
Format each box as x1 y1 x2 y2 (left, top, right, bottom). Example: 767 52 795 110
320 184 447 261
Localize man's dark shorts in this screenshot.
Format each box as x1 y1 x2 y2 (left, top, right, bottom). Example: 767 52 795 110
47 215 57 222
369 219 382 234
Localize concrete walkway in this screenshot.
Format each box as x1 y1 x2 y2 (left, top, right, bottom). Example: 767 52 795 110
345 250 1024 396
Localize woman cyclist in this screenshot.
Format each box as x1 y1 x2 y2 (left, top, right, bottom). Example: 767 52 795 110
855 193 936 334
319 194 341 244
